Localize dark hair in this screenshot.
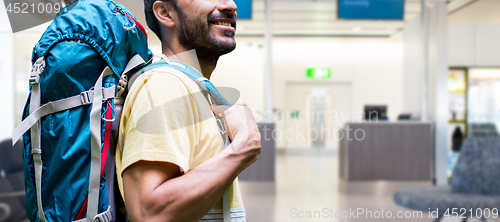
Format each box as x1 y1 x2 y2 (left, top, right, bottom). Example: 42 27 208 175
144 0 178 39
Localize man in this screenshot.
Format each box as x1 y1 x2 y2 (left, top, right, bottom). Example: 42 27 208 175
114 0 261 221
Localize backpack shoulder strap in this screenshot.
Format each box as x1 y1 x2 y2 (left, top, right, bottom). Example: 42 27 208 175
125 59 230 106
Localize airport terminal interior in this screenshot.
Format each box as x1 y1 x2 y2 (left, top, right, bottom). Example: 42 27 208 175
2 0 500 221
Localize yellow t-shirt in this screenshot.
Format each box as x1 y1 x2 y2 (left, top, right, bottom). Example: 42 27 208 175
115 66 245 215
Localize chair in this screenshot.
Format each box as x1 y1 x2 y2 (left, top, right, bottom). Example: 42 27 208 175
0 138 28 222
394 137 500 222
468 123 499 137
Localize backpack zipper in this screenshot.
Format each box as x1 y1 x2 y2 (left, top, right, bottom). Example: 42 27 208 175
114 7 148 39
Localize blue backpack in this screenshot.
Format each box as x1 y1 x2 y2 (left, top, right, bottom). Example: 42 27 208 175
11 0 149 221
12 1 234 221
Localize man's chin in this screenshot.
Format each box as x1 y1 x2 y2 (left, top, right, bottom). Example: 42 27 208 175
220 38 236 48
221 41 237 54
213 35 237 53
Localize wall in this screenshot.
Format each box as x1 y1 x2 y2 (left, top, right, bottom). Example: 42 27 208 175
210 37 265 115
278 37 403 112
403 15 424 115
274 37 403 149
0 3 14 141
449 24 500 67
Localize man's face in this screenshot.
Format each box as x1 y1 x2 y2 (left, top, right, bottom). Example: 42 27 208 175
174 0 237 60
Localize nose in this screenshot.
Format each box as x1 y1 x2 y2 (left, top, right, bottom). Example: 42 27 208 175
217 0 237 15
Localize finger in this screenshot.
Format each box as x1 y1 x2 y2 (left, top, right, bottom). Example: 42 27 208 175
211 104 230 116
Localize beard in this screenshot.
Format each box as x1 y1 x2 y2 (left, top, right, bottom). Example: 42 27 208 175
175 7 236 62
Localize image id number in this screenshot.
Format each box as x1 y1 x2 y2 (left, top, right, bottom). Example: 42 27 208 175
443 208 498 218
6 2 62 14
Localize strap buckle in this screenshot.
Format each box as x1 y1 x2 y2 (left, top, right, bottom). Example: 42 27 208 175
29 74 39 85
80 90 93 105
196 77 209 83
80 87 115 106
93 206 112 222
30 57 45 85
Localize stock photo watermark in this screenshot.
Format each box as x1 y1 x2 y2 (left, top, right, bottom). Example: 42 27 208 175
258 123 366 142
290 208 424 220
289 208 499 220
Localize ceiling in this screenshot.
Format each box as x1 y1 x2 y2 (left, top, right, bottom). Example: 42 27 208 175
449 0 500 23
117 0 425 38
234 0 424 36
16 0 500 39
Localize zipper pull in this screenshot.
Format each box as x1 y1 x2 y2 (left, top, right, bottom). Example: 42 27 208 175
114 6 125 15
115 7 136 31
114 6 148 38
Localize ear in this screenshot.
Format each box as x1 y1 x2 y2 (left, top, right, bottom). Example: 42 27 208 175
153 1 176 28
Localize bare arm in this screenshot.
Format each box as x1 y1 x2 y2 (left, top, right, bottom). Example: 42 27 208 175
123 105 261 222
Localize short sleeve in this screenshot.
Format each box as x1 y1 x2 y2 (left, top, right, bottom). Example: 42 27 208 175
118 70 200 175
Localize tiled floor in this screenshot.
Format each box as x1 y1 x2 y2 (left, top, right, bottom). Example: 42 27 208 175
239 154 497 222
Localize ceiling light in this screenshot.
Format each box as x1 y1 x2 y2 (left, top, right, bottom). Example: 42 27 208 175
352 27 362 32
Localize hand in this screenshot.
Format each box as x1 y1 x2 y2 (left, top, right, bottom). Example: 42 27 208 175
211 105 261 164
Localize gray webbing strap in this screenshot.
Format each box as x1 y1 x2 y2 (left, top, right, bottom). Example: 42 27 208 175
164 68 226 106
222 129 231 222
87 67 113 222
193 75 225 106
30 57 48 222
122 54 145 75
12 86 116 145
212 97 231 222
125 61 185 93
195 77 209 92
74 205 112 222
223 189 230 222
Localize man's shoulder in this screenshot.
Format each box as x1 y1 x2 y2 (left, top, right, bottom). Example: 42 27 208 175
124 66 208 114
128 66 202 98
141 66 198 87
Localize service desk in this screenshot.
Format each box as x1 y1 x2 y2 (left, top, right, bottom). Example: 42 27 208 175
339 122 433 181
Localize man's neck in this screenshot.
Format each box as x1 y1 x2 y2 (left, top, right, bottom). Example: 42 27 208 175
161 44 217 79
197 58 217 79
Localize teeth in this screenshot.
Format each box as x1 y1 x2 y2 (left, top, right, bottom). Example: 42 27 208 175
216 22 232 27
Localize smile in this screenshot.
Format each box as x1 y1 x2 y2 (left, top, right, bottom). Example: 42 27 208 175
215 21 232 28
209 18 236 32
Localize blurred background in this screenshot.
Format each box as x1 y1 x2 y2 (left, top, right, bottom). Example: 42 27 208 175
2 0 500 221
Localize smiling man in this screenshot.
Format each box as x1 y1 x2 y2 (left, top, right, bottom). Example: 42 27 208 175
114 0 261 221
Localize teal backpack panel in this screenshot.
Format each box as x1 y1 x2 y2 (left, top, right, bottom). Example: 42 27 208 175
18 0 148 221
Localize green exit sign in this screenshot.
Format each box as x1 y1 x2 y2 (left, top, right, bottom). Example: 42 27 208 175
306 68 331 79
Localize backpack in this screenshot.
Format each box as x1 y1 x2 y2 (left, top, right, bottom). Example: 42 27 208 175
12 1 235 221
11 0 149 220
